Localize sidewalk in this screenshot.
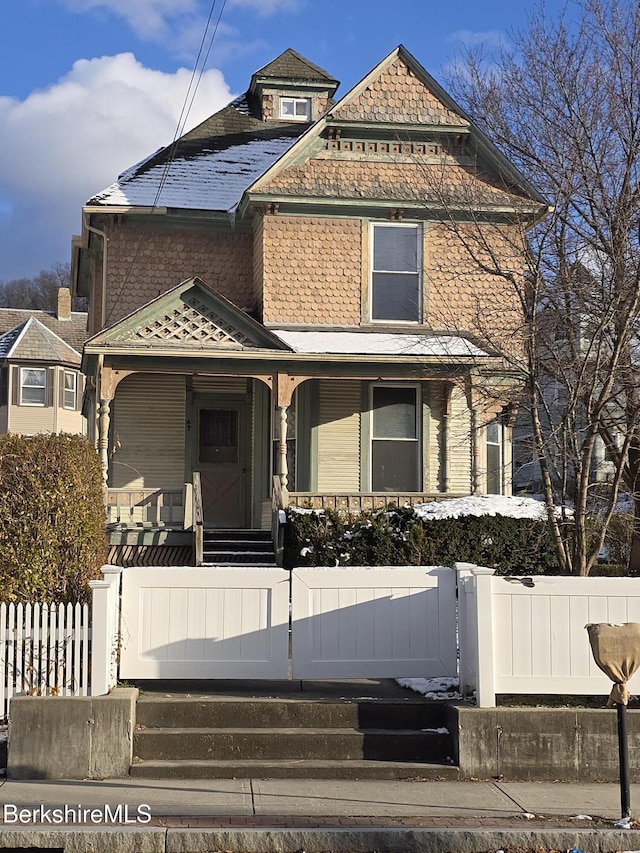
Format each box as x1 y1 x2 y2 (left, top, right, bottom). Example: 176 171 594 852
1 777 640 852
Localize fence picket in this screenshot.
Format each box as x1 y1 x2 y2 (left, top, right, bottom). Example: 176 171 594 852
0 600 93 718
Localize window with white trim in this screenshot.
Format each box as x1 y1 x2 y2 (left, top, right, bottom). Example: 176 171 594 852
486 420 503 494
371 385 420 491
20 367 46 406
371 223 421 322
279 97 311 121
63 370 77 410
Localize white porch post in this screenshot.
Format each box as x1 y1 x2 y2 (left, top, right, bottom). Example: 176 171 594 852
89 566 122 696
471 407 481 495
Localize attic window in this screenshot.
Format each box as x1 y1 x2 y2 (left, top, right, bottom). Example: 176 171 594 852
279 97 311 121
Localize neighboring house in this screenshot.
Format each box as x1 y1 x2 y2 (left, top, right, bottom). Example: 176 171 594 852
71 46 548 563
0 288 87 436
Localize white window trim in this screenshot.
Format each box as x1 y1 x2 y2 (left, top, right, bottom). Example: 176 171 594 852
369 222 422 324
63 370 77 410
279 96 311 121
20 367 47 407
370 383 422 491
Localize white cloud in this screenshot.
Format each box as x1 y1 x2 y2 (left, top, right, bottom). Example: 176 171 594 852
228 0 300 14
0 53 233 278
59 0 199 41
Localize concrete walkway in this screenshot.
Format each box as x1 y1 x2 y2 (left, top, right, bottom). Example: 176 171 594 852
1 777 640 851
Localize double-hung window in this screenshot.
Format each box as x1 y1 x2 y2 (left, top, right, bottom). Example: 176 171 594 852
486 420 503 494
20 367 46 406
371 385 420 492
279 97 311 121
63 370 77 410
371 223 421 322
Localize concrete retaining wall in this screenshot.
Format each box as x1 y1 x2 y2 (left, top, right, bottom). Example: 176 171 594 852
447 704 640 781
8 687 137 780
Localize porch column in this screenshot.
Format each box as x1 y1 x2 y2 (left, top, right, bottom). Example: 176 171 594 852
98 397 112 485
471 407 481 495
278 404 289 498
442 383 453 493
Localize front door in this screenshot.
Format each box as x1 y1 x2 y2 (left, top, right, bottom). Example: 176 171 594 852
197 405 247 527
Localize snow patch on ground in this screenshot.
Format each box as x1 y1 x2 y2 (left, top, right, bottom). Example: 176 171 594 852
397 676 461 700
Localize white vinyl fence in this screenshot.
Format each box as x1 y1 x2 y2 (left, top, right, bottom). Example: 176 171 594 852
457 563 640 706
0 601 90 719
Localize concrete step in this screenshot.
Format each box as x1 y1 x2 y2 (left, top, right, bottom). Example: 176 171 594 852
135 698 448 730
133 726 452 763
129 758 460 780
204 529 272 542
201 552 277 564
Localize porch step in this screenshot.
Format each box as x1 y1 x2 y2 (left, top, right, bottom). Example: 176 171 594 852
202 529 277 566
132 695 457 779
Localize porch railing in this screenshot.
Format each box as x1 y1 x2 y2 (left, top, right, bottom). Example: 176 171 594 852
193 472 204 566
106 488 184 526
287 492 466 513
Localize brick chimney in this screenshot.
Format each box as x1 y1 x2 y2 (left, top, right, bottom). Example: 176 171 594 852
57 287 72 320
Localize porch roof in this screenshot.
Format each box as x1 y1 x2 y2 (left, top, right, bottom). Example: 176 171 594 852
271 330 490 358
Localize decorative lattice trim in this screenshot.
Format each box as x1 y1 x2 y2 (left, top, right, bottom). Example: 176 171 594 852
134 296 254 347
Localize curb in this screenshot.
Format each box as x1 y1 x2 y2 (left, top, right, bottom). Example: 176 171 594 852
2 825 640 852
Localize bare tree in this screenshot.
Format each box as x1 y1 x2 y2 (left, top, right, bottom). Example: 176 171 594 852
0 262 86 311
438 0 640 574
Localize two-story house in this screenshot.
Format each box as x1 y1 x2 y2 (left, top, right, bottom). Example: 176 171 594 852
0 288 86 437
71 46 548 565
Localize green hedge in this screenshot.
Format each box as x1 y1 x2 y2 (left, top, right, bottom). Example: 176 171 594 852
0 434 107 602
284 505 562 574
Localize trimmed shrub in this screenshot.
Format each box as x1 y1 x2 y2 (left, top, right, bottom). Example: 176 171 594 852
284 505 561 574
0 434 107 602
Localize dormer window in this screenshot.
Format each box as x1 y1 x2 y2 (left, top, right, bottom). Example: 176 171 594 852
280 97 311 121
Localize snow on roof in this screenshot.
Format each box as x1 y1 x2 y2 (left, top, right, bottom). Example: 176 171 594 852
272 330 489 357
413 494 555 520
90 135 299 212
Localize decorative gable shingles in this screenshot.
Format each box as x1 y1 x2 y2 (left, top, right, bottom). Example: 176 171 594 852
331 58 468 126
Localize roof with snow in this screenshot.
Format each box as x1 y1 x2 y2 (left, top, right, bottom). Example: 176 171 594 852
0 317 82 366
272 330 490 358
0 307 87 353
87 48 333 212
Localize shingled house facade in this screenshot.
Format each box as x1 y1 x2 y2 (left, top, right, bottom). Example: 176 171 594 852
72 47 547 563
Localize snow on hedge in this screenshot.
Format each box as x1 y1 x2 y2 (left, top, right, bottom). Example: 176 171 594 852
413 494 555 521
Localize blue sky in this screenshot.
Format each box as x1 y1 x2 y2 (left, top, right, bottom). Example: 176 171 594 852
0 0 567 282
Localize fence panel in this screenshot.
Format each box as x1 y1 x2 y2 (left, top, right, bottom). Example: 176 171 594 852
491 575 640 696
291 566 457 679
0 601 90 719
119 567 290 679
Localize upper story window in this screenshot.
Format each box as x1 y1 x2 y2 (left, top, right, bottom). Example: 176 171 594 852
20 367 47 406
279 97 311 121
63 370 77 410
371 223 421 322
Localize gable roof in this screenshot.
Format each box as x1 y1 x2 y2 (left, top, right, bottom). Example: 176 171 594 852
0 308 87 353
249 45 548 210
85 277 293 353
87 45 547 217
0 317 82 366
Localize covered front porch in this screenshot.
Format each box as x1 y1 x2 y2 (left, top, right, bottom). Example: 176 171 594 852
81 277 515 565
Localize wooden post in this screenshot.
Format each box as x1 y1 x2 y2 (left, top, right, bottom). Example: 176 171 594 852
98 398 111 485
279 405 289 496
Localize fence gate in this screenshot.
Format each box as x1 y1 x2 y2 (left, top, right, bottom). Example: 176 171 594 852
119 567 290 679
292 567 457 679
118 566 457 680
